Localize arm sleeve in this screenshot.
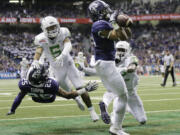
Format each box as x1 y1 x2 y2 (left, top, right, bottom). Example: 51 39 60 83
83 67 97 76
61 41 72 56
10 92 26 112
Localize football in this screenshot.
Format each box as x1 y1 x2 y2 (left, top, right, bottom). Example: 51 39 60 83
116 14 133 27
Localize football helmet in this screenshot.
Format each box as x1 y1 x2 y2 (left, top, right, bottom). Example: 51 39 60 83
115 41 131 62
78 52 83 58
27 64 49 85
88 0 112 22
41 16 60 39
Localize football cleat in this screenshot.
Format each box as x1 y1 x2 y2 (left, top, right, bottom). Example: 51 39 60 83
140 121 146 125
109 126 130 135
90 109 99 122
160 84 165 87
99 101 111 124
6 110 15 116
172 82 177 87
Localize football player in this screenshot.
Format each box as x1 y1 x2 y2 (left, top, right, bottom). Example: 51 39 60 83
74 52 87 77
88 1 132 135
20 58 30 79
7 64 98 115
31 16 99 122
100 41 147 125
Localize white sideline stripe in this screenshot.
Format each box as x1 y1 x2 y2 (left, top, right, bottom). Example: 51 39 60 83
0 103 100 110
1 109 180 121
1 96 180 103
1 98 180 110
90 89 180 94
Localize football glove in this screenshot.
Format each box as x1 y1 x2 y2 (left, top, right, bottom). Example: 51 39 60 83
31 60 40 69
110 10 120 22
6 110 15 116
85 81 98 92
127 64 136 73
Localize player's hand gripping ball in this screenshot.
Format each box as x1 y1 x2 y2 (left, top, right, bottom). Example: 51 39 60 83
116 14 133 27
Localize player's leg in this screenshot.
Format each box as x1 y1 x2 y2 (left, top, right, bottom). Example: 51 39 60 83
103 91 115 107
170 67 176 86
99 91 116 124
96 61 128 134
126 74 147 124
127 88 147 124
61 77 85 111
49 65 85 111
67 58 99 122
161 66 169 86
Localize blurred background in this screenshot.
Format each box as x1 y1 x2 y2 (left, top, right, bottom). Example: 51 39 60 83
0 0 179 78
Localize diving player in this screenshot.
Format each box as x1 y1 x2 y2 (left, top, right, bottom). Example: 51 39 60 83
7 64 98 115
20 58 30 79
31 16 99 122
100 41 147 125
88 1 132 135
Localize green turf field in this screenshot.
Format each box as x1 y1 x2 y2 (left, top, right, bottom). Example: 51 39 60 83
0 75 180 135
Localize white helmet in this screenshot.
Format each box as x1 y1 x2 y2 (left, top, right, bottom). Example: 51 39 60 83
41 16 60 39
78 52 84 58
22 58 26 61
115 41 131 61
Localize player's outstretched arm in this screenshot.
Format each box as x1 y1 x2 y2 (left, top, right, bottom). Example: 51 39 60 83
6 92 26 115
55 37 72 67
31 47 43 69
56 81 98 99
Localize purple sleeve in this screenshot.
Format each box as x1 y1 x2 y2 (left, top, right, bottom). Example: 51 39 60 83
10 92 26 112
45 78 59 94
92 20 113 33
50 79 59 94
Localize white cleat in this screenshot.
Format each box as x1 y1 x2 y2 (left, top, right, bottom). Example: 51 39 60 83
90 109 99 122
74 97 85 111
109 126 130 135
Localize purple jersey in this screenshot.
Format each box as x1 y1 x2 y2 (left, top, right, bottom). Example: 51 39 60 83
91 20 115 61
18 78 59 102
10 78 59 112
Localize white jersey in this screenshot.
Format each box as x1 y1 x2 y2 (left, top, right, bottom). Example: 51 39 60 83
20 60 29 70
34 27 71 67
164 54 174 66
75 56 86 67
116 54 139 90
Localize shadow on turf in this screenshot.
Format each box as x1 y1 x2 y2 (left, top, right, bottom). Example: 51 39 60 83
14 124 142 135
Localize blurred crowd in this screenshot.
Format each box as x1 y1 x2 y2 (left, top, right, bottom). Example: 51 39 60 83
0 23 179 75
0 53 19 73
0 0 179 18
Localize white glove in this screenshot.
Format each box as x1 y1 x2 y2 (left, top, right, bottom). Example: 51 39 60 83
110 10 119 22
127 64 136 73
85 81 98 92
31 60 40 69
54 54 64 67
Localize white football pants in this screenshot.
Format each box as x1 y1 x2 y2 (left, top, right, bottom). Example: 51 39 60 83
49 54 84 90
103 73 147 123
95 60 128 129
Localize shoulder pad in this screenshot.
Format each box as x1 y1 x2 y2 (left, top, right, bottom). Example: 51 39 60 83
92 20 113 33
34 33 48 47
60 27 71 38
